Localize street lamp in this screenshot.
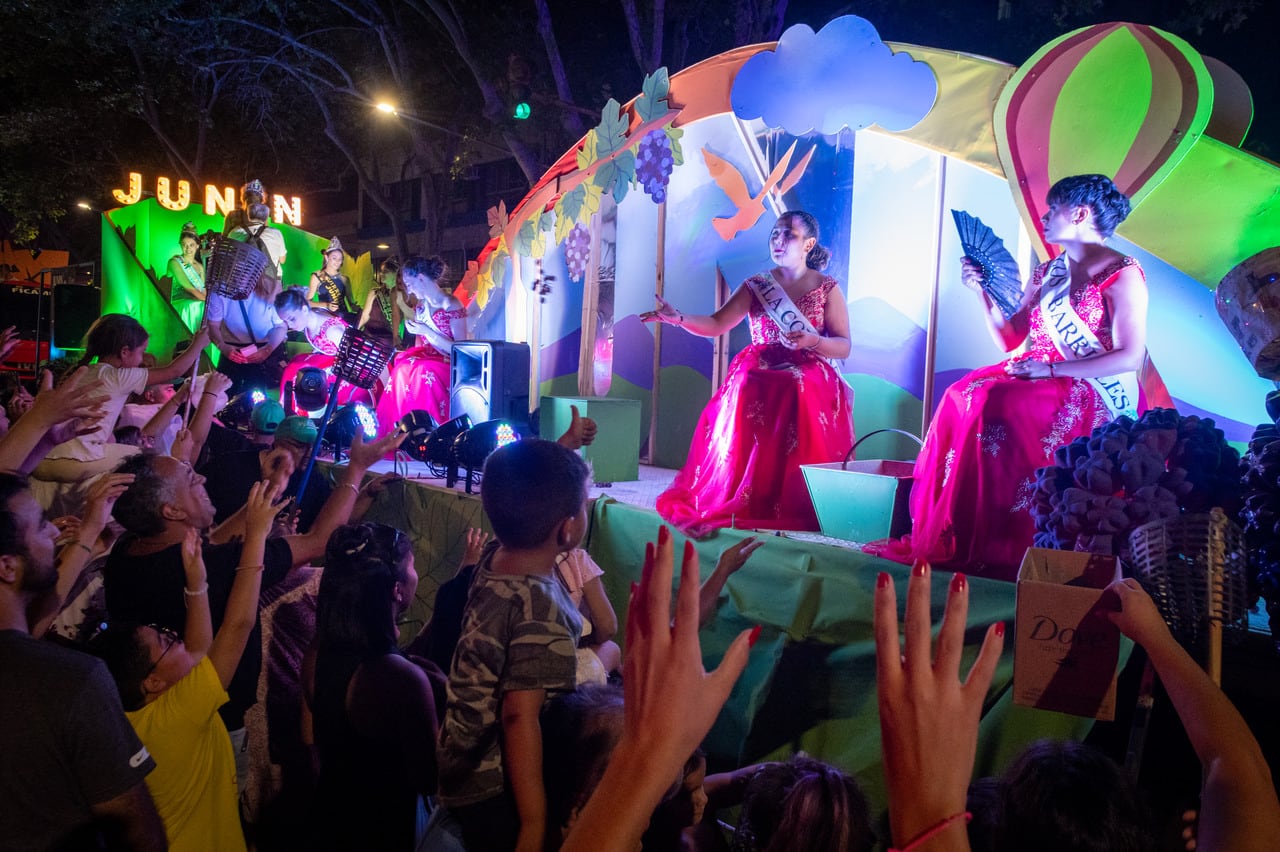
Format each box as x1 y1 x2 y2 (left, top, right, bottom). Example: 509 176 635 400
371 100 510 156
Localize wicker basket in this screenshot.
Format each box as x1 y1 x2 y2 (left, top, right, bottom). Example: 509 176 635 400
1128 508 1250 650
205 236 269 299
333 327 394 390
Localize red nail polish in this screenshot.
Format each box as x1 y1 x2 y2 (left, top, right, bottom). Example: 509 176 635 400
684 539 695 560
747 625 762 648
658 525 669 545
877 571 890 589
912 560 928 578
994 621 1005 638
950 572 967 594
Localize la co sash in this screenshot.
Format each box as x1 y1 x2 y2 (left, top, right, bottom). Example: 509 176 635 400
746 274 819 338
1037 256 1138 420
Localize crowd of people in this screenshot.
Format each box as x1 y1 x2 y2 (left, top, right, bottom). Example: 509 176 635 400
1 170 1277 851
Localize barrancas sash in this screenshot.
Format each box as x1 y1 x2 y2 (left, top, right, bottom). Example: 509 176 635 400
1037 256 1138 420
746 274 819 337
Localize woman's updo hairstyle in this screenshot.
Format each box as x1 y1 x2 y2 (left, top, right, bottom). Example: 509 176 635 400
785 210 831 271
274 286 309 314
1046 174 1131 239
403 255 448 283
317 523 413 656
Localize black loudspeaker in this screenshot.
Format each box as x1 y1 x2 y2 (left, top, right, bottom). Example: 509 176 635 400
450 341 531 425
52 284 101 349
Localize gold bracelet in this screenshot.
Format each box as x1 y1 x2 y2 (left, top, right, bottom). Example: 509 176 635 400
183 583 209 596
74 541 94 555
235 564 265 572
342 482 361 496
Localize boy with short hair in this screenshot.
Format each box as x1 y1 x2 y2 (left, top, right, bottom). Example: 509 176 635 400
437 438 590 852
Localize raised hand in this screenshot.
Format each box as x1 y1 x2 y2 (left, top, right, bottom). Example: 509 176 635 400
244 479 286 539
82 472 136 541
1101 577 1172 650
558 404 598 450
201 371 233 398
181 526 207 589
639 294 681 325
874 563 1003 852
170 428 194 463
27 367 108 430
462 526 490 566
345 427 407 473
626 526 755 771
959 257 986 294
261 446 297 492
561 525 757 852
716 535 763 577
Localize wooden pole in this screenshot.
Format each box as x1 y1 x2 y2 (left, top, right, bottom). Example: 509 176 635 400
647 200 667 464
578 207 604 397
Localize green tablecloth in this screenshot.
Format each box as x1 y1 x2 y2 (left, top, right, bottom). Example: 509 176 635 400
584 497 1102 814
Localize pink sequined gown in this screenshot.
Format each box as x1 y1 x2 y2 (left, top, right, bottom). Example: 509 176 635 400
904 256 1145 579
375 306 466 427
656 275 855 537
280 314 371 416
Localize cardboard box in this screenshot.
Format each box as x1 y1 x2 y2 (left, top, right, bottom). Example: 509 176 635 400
1014 548 1123 720
800 460 914 543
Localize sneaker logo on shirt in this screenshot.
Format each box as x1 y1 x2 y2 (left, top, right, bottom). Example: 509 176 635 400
129 746 151 769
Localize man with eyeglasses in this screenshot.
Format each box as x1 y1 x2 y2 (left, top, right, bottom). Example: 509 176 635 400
102 428 405 800
0 472 166 850
93 483 283 851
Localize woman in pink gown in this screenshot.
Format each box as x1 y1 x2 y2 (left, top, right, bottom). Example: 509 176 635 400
904 175 1148 579
642 211 855 537
275 287 372 416
375 256 467 428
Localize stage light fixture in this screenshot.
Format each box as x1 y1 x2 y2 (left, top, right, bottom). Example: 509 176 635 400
398 410 437 463
292 367 330 412
324 402 379 460
217 389 269 431
453 418 521 493
423 414 472 478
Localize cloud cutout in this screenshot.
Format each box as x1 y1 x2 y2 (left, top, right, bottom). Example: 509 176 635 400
731 16 937 135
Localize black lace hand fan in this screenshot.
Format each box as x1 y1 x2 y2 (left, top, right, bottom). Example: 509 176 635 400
951 209 1023 320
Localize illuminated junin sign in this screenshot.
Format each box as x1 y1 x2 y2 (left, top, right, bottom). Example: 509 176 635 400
111 172 303 226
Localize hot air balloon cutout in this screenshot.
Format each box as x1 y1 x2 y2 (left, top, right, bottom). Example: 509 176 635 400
952 210 1023 320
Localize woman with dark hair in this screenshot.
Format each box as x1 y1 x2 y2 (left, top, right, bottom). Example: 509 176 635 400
303 522 438 851
642 210 855 536
374 255 467 427
895 174 1148 579
167 223 206 333
273 287 373 416
995 740 1153 852
731 757 873 852
359 256 407 348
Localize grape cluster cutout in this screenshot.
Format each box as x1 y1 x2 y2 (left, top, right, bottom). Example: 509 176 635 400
1030 408 1242 558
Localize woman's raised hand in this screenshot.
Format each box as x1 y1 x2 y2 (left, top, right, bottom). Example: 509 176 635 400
874 563 1003 852
959 257 986 295
639 294 681 325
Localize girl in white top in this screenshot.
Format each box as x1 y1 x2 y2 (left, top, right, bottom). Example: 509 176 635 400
555 549 622 685
34 315 208 482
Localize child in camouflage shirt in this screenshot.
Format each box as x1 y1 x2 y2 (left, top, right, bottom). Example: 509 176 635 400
437 439 590 851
